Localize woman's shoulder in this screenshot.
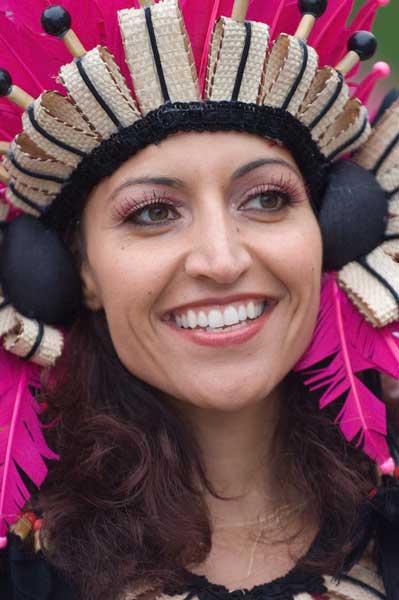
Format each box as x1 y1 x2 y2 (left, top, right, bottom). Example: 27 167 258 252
0 533 75 600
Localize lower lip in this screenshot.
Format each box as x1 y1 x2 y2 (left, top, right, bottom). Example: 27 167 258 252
164 306 275 348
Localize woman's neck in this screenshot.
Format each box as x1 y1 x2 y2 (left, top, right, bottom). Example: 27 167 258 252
186 390 282 526
182 390 316 589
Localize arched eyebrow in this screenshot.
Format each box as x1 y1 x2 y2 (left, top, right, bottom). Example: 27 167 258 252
109 159 302 202
231 158 302 181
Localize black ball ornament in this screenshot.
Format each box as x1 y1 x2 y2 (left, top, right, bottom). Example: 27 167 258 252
348 31 377 61
298 0 327 18
41 6 72 37
319 161 388 271
0 215 82 325
0 68 12 97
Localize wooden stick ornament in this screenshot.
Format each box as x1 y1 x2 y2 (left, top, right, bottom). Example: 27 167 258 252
0 164 10 185
0 142 10 156
232 0 250 22
138 0 154 6
295 0 328 41
0 69 34 110
41 6 86 58
336 31 378 75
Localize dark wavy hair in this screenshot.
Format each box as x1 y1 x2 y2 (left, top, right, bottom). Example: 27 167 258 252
38 307 379 600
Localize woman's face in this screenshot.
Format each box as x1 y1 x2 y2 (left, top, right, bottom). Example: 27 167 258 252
81 132 322 411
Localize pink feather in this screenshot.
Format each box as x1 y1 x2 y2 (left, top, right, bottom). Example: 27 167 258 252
294 273 397 473
0 348 58 547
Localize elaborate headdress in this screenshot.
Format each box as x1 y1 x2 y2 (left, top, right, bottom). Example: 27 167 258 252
0 0 398 550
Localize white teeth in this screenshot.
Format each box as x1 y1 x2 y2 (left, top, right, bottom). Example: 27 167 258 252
208 309 224 329
246 301 256 319
223 306 239 326
173 300 266 330
187 310 197 329
238 305 247 321
198 311 208 328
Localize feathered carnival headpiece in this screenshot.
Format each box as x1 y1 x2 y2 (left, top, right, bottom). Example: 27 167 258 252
0 0 398 549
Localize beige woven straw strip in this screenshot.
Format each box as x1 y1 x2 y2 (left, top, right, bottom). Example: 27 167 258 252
4 157 62 197
355 98 399 175
206 17 269 104
262 34 318 117
320 100 370 159
3 313 64 367
60 46 141 139
0 299 17 337
22 92 99 168
119 0 199 116
6 178 55 214
299 67 349 144
10 134 73 180
339 241 399 327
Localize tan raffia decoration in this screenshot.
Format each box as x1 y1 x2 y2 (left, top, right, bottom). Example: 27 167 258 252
338 241 399 328
298 67 349 143
0 299 18 337
354 97 399 183
206 17 269 104
22 92 99 168
3 314 64 367
119 0 199 116
319 99 370 159
262 34 318 117
60 46 141 138
6 179 55 215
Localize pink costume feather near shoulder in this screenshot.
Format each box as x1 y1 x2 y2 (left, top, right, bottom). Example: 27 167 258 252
0 349 58 548
294 274 397 474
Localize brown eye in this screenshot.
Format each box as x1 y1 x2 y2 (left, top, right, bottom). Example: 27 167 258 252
130 203 179 226
147 205 170 221
243 191 290 212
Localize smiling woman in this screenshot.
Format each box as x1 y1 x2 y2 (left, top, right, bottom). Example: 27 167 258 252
0 1 399 600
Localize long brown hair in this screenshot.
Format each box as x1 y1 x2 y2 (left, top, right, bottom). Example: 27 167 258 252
39 308 377 600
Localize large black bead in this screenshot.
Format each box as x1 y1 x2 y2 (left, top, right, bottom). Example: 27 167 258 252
0 69 12 97
41 6 72 37
298 0 327 17
0 215 82 325
319 161 388 271
348 31 377 61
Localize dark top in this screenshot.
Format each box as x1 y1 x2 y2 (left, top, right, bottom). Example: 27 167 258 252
0 533 387 600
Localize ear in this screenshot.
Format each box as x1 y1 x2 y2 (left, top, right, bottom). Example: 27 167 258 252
80 260 103 311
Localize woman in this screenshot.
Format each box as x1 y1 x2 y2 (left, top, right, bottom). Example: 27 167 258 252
0 0 398 598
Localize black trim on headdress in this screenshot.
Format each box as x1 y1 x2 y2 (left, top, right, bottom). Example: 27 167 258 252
8 151 68 185
76 58 123 129
308 72 344 130
281 39 308 111
328 114 369 161
8 182 45 215
27 105 87 158
41 100 328 231
145 6 171 104
357 256 399 310
232 22 252 102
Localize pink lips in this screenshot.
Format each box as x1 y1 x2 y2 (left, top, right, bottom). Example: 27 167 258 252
165 304 274 348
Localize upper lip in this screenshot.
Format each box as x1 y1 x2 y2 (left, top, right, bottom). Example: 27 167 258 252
162 293 276 317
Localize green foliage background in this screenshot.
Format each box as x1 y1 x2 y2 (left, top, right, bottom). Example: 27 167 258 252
354 0 398 84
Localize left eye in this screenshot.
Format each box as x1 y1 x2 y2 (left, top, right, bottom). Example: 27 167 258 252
242 191 290 212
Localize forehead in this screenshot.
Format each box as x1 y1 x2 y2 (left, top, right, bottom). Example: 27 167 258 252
103 131 302 187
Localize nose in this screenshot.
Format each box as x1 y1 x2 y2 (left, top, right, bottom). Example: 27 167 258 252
184 204 252 285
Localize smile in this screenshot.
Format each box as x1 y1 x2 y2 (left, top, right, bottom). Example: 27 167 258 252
163 298 276 347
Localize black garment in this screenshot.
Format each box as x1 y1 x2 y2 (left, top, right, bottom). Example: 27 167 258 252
0 534 75 600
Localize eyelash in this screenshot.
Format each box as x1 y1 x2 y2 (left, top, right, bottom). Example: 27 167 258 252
114 176 303 227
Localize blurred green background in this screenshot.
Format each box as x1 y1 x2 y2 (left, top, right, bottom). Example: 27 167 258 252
354 0 398 86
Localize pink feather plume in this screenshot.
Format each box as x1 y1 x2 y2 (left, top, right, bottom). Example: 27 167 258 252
295 273 398 474
0 348 58 548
